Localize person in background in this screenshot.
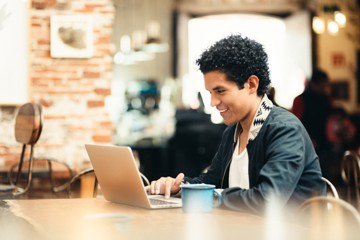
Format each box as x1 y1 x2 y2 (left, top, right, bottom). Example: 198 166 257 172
291 69 333 155
326 106 357 152
146 34 326 216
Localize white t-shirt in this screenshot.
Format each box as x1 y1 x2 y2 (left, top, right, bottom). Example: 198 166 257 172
229 139 249 189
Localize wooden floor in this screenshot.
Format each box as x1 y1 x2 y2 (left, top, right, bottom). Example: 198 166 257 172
0 179 68 200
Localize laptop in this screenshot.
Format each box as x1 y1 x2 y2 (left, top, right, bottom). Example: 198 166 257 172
85 144 182 209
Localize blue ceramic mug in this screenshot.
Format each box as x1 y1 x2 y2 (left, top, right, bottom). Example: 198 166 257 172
180 183 221 213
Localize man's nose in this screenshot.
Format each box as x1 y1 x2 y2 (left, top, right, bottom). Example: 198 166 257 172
210 94 220 107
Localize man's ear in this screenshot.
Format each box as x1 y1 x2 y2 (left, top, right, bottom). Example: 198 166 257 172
246 75 259 94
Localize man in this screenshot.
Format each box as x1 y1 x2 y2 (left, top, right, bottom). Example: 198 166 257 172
146 34 326 215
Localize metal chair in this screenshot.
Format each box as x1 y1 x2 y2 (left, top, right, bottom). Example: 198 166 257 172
67 167 150 198
67 168 98 198
0 103 43 197
8 157 74 194
0 103 73 198
297 196 360 240
321 176 339 199
340 150 360 210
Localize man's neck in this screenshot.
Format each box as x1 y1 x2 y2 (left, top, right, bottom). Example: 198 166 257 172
239 95 262 132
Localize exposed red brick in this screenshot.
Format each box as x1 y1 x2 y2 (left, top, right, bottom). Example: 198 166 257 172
94 88 111 96
67 77 82 81
85 3 105 8
87 100 105 108
98 36 111 44
42 89 94 94
83 71 101 78
43 114 68 120
32 22 41 27
99 121 113 129
32 2 46 9
48 77 63 82
38 39 50 45
32 0 56 9
35 51 51 58
0 0 115 166
92 134 112 143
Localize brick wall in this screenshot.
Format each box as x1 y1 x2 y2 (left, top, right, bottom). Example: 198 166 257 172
0 0 115 170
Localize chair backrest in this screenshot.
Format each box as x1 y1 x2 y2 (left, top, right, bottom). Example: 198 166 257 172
10 103 43 193
67 168 98 198
67 169 150 198
321 176 339 199
340 150 360 209
297 196 360 240
15 103 43 145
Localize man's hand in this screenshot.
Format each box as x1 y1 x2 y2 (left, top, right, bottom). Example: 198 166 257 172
145 173 184 198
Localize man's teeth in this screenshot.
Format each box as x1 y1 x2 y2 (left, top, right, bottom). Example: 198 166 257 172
219 109 227 113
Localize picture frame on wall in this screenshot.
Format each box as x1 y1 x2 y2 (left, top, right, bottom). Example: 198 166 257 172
50 15 93 59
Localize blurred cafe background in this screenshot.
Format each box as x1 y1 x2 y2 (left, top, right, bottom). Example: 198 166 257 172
0 0 359 203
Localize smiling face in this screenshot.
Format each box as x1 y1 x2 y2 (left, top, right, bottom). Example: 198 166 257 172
204 71 261 127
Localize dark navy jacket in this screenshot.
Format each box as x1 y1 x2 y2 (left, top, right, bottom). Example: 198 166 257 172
184 105 326 215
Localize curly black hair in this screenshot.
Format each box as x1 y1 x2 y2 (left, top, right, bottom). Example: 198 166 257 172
195 34 271 95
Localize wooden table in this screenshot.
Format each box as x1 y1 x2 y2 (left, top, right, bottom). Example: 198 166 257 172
0 197 308 240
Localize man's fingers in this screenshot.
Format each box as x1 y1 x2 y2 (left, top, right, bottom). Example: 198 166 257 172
150 180 157 194
148 176 182 198
175 173 184 185
155 178 165 194
164 177 174 198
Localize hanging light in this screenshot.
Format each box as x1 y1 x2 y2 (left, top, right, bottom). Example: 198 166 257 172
114 35 136 65
113 0 137 66
312 2 347 36
142 21 169 53
334 11 346 28
312 16 325 34
327 19 339 35
114 0 169 65
142 0 169 54
132 30 155 61
114 0 152 65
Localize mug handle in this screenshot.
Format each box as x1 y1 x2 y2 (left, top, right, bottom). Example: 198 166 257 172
213 189 223 207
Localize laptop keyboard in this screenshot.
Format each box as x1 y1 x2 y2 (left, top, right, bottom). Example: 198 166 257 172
149 198 177 205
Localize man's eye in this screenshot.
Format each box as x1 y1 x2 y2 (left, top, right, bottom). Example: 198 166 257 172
216 89 225 94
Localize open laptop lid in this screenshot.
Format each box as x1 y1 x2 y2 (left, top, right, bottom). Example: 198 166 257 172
85 144 152 209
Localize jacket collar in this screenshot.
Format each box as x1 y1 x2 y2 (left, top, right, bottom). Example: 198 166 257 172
233 94 273 143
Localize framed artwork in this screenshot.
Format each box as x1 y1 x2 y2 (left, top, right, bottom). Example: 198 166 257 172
50 15 93 58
